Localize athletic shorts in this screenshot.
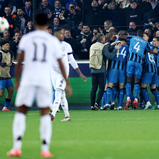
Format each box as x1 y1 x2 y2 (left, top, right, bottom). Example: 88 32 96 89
15 85 52 108
108 69 125 83
126 61 142 79
0 79 13 90
51 69 67 91
141 72 158 85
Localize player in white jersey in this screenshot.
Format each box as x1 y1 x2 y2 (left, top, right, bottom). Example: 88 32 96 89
7 12 72 158
50 27 86 121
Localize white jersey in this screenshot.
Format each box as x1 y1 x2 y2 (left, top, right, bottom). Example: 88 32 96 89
52 41 72 77
18 30 62 88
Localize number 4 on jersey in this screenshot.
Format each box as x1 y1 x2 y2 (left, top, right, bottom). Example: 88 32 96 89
134 42 140 53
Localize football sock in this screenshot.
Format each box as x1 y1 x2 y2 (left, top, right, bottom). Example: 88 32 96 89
111 87 117 103
130 91 134 101
151 89 159 105
3 98 11 108
40 115 52 152
61 91 70 117
106 87 112 104
52 90 55 103
126 82 131 98
52 90 62 117
140 92 144 104
104 90 107 105
134 83 140 99
116 89 119 103
13 112 26 150
118 89 125 107
141 88 150 103
102 91 106 107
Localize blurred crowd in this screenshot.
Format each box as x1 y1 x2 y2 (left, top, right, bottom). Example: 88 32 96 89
0 0 159 60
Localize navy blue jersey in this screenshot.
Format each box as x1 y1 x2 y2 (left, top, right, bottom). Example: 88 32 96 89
144 46 157 73
110 45 129 71
127 36 151 64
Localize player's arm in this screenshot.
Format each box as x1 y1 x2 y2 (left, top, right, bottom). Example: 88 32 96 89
68 53 87 82
147 43 158 54
15 51 24 90
119 35 132 42
0 52 12 67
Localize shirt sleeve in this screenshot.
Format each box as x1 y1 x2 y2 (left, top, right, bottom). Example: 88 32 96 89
67 43 73 54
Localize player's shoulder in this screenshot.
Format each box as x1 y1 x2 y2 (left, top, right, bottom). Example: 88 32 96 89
61 41 71 48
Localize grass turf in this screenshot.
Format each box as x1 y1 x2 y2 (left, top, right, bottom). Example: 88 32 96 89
0 110 159 159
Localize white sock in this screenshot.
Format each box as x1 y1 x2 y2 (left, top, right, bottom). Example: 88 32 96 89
146 101 151 105
127 97 130 100
52 90 62 117
13 112 26 150
61 91 70 118
135 98 138 102
40 115 52 152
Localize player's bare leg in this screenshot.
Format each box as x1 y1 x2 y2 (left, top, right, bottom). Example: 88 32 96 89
61 91 71 121
2 87 13 111
40 107 54 158
7 105 28 157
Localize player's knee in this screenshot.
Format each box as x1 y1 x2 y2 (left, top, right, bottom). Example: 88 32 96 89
0 90 4 97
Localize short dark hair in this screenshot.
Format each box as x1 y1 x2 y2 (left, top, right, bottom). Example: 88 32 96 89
0 40 9 47
54 27 64 34
137 29 143 38
35 11 48 26
96 33 104 42
25 0 32 2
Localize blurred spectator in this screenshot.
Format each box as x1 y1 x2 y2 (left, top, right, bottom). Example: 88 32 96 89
138 0 152 13
144 27 153 41
13 7 29 32
125 0 144 29
117 0 130 9
76 24 93 59
128 21 137 34
105 32 116 43
46 26 53 34
106 0 125 30
38 0 53 19
71 22 83 39
9 0 24 8
155 30 159 37
24 0 33 18
48 0 65 7
98 0 107 7
149 0 157 9
65 0 78 10
91 28 99 43
53 0 65 18
23 19 34 34
103 20 113 35
64 29 79 58
0 0 10 16
2 31 12 42
64 3 82 29
84 0 102 28
10 31 21 60
52 17 61 33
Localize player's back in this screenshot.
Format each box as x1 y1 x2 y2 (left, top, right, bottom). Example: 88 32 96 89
19 30 62 87
129 36 148 59
110 45 129 70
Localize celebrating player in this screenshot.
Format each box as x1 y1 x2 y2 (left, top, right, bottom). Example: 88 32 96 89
50 27 86 122
7 12 72 158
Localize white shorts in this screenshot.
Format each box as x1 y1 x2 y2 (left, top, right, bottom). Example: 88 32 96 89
51 70 67 91
15 85 52 108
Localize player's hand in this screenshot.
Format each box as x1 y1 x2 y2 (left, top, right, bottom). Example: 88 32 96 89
66 85 72 98
15 80 20 91
115 43 121 50
7 62 12 66
80 74 87 82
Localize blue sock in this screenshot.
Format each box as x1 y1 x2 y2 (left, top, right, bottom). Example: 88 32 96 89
52 90 55 103
111 86 117 103
102 92 106 107
126 82 131 98
116 89 119 103
130 91 134 101
3 98 11 108
151 89 159 105
118 89 125 107
140 92 144 104
134 83 140 99
106 87 112 104
104 90 107 105
141 88 149 103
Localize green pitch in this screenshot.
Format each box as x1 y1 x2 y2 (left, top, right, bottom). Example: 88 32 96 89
1 110 159 159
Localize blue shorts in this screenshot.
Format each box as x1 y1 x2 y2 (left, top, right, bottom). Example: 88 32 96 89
141 72 158 85
106 71 109 84
126 61 142 79
108 69 125 83
0 79 13 90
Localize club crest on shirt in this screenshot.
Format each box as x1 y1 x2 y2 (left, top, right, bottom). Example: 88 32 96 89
62 47 65 51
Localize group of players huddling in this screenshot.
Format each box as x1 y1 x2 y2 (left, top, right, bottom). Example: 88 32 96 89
99 30 159 111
